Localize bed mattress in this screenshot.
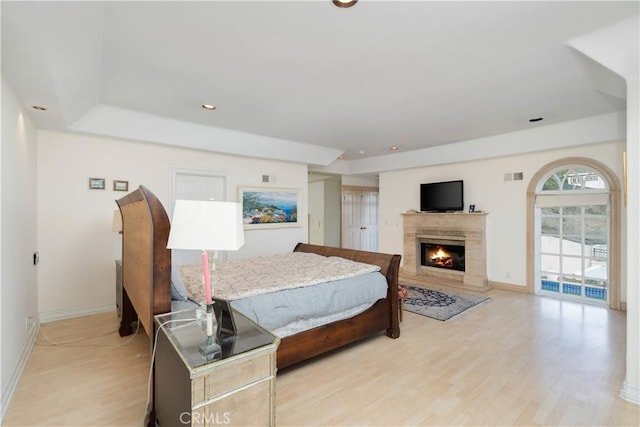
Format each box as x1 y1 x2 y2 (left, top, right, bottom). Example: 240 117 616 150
175 252 388 337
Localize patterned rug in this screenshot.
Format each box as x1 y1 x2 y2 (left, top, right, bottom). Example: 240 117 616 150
401 284 491 321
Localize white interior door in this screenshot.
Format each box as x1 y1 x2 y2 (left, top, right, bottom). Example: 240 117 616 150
342 189 379 251
174 173 226 203
343 191 361 249
360 191 379 251
171 170 227 265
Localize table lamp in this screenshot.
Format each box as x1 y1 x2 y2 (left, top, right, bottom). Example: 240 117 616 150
167 200 245 360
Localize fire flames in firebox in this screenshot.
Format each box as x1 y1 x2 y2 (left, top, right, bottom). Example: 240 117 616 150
430 247 454 268
421 242 465 272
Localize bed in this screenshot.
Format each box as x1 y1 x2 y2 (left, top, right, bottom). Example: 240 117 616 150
116 185 401 369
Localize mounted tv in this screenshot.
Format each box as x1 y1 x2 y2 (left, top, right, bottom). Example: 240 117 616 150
420 180 464 212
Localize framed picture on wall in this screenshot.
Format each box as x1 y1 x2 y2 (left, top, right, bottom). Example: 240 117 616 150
113 180 129 192
238 187 301 229
89 178 105 190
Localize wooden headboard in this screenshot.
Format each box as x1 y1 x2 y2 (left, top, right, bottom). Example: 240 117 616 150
116 185 171 337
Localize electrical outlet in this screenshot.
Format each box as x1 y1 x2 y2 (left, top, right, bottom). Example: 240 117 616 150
25 316 35 331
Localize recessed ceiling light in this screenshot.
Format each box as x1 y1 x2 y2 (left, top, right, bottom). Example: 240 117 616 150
332 0 357 8
31 105 47 111
338 155 345 160
390 146 399 151
529 117 543 122
358 150 365 154
201 104 216 110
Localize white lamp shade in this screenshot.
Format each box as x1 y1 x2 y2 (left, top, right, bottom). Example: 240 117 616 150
167 200 245 251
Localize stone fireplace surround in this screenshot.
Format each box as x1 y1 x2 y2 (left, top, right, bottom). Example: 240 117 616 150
402 211 489 292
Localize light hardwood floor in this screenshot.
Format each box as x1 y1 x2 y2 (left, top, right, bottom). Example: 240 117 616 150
3 289 639 426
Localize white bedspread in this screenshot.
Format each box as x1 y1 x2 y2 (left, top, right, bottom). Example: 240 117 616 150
232 272 388 337
180 252 380 301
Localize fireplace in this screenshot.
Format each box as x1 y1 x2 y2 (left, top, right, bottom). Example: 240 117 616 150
421 242 465 272
402 211 489 291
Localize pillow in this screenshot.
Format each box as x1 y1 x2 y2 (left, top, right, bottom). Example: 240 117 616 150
171 257 189 302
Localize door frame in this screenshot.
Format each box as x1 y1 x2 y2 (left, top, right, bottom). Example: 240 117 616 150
526 157 621 310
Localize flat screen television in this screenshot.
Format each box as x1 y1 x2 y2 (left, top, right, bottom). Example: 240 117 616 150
420 180 464 212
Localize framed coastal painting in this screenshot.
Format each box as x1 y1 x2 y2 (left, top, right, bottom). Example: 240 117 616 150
238 187 301 229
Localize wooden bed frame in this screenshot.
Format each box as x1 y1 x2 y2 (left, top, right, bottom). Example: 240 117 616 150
116 185 401 369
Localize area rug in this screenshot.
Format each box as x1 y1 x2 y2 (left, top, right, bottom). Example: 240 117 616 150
401 284 491 321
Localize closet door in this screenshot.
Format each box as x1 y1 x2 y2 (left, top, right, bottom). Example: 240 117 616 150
360 191 379 251
342 188 379 251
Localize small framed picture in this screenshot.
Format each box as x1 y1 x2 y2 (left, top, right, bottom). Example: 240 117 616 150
89 178 105 190
213 297 237 336
113 180 129 192
468 204 476 213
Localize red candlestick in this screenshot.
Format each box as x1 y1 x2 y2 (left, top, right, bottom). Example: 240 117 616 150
202 250 212 304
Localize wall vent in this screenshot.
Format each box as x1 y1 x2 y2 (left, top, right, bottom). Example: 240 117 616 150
505 172 523 181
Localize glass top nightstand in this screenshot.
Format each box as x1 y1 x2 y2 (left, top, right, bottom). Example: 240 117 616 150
154 306 279 426
154 306 278 371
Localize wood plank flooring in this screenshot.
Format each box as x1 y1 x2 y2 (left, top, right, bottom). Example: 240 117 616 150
3 314 151 426
3 289 639 426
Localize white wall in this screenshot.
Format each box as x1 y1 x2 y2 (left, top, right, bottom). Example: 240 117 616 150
379 140 625 292
323 177 341 247
1 78 39 418
37 130 308 321
308 180 324 245
342 175 379 188
308 175 342 247
622 75 639 403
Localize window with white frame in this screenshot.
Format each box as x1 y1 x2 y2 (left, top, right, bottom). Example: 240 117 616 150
535 167 610 304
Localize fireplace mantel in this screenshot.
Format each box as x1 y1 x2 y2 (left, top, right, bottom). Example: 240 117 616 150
402 211 489 291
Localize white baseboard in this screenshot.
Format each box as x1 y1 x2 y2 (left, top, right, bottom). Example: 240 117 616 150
38 304 115 324
1 318 39 421
620 381 640 405
488 281 530 294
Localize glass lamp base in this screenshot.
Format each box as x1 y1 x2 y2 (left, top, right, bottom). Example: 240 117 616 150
199 335 221 361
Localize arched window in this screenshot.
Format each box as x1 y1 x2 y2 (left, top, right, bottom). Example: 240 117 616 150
536 167 609 303
527 158 621 309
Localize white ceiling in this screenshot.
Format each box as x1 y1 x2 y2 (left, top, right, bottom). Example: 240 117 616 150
2 1 638 173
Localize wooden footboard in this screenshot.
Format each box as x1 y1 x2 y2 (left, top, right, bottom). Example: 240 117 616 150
281 243 402 368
